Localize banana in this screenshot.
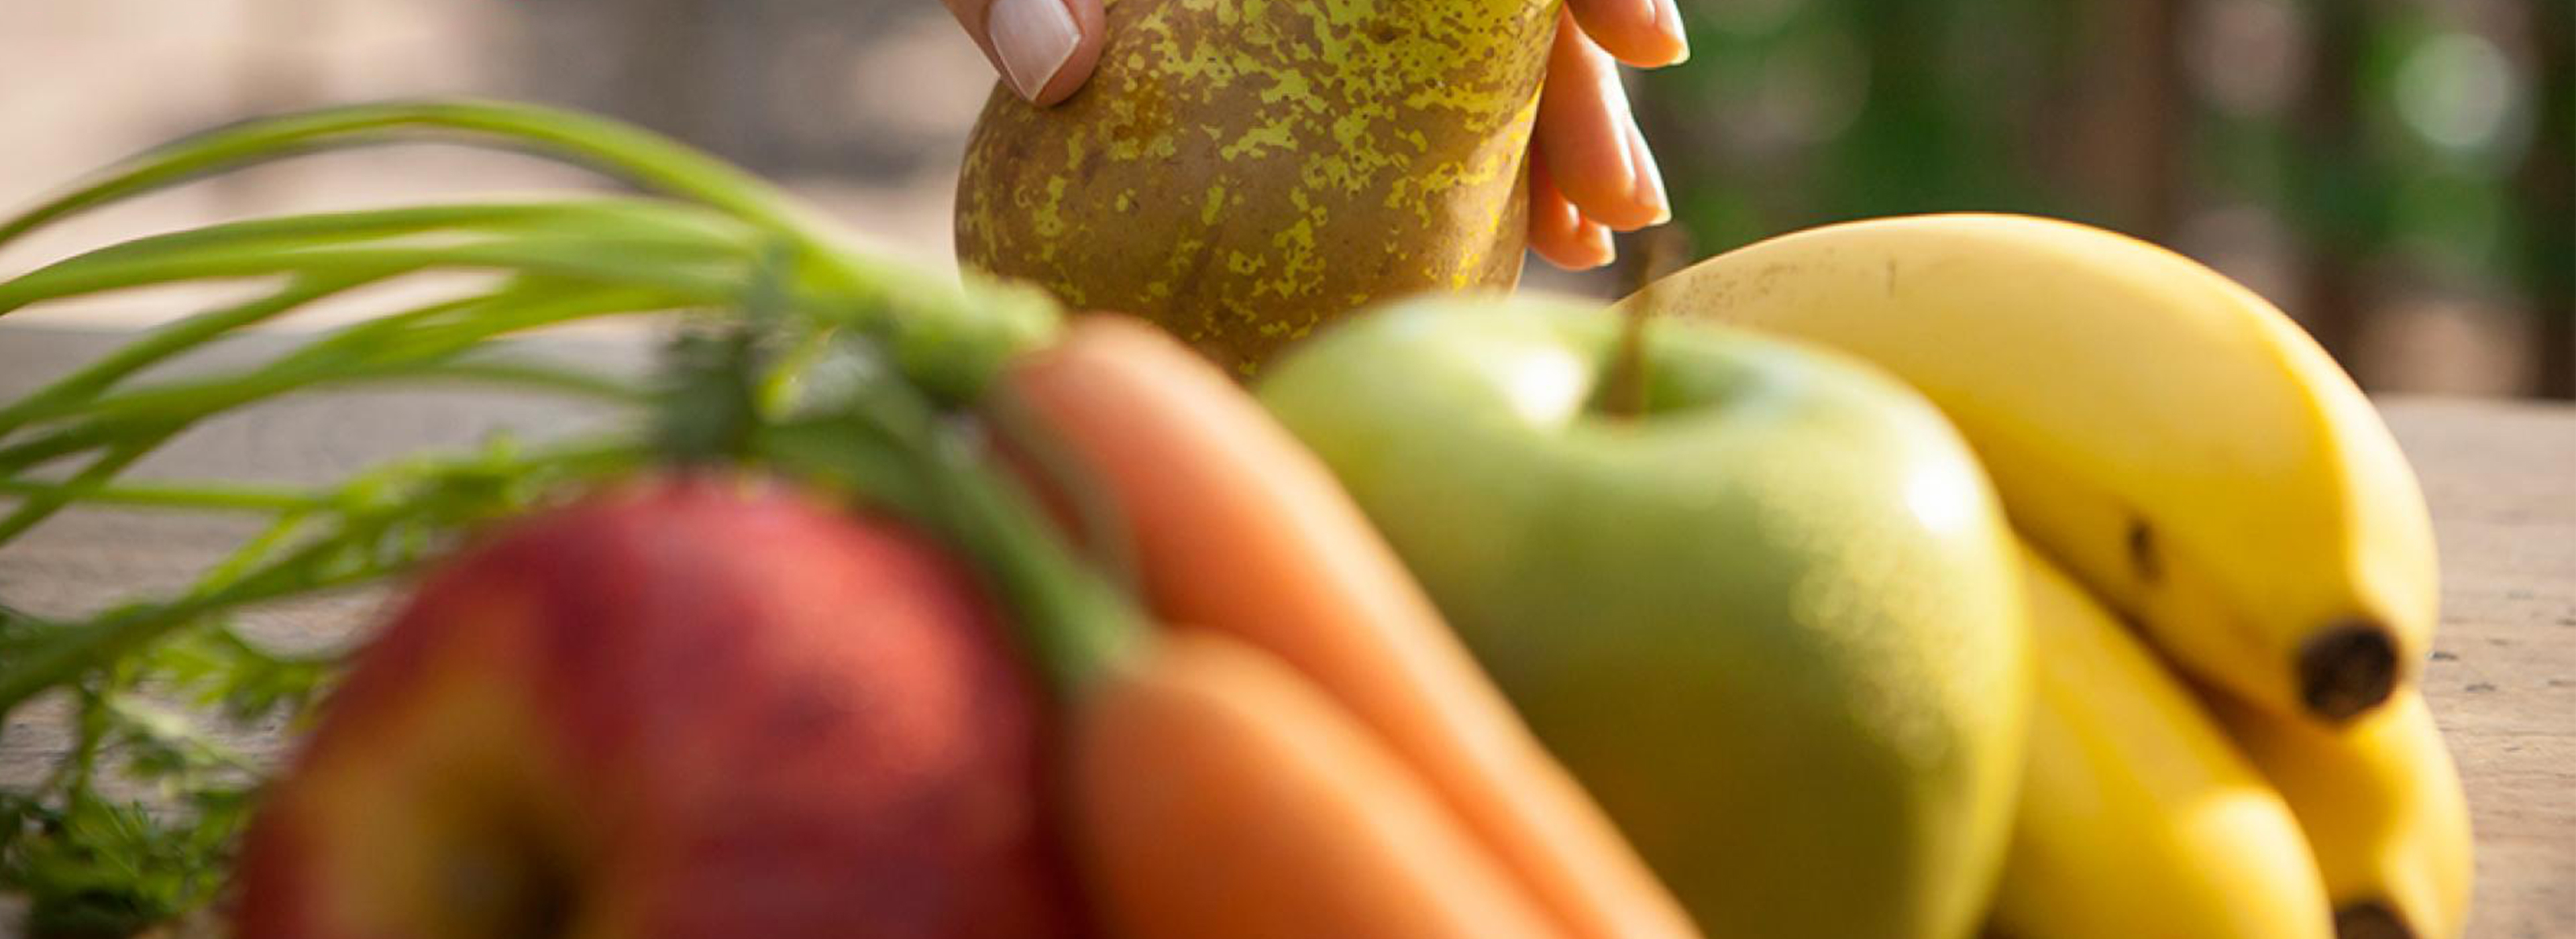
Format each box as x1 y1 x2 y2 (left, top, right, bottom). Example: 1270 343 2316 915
1990 544 2332 939
2206 690 2474 939
1613 213 2438 724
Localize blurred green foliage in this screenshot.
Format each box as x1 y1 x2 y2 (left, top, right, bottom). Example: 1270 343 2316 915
1636 0 2571 396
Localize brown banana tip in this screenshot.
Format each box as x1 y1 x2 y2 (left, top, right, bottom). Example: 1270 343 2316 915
2298 620 2400 722
2333 901 2415 939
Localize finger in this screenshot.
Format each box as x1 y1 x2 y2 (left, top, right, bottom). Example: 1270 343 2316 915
1536 13 1671 231
943 0 1107 105
1526 152 1617 270
1566 0 1688 67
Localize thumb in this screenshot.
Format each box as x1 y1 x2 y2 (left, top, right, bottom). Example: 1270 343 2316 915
943 0 1106 106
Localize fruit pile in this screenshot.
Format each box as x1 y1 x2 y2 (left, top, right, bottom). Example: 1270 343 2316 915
0 15 2470 939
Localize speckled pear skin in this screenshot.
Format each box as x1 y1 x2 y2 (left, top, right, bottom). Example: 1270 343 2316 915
957 0 1560 374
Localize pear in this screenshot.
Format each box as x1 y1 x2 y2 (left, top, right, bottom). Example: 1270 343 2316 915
956 0 1562 373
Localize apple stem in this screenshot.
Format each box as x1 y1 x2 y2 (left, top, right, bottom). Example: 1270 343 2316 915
1600 231 1695 419
1598 304 1654 419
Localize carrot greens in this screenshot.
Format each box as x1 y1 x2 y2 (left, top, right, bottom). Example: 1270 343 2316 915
0 100 1079 934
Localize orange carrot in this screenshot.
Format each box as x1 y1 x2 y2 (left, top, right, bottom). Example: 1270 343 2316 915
1076 630 1560 939
1007 316 1699 939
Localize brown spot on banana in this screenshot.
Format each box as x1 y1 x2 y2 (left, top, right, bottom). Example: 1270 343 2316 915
2331 901 2415 939
2126 516 2163 586
2298 621 2401 722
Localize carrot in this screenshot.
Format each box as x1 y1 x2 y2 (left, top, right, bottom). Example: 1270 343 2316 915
1075 630 1560 939
1006 316 1699 939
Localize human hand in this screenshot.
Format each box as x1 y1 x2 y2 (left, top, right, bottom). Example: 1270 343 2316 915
1526 2 1684 269
941 0 1684 271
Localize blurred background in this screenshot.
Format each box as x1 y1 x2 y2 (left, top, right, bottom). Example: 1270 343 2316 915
1 0 2567 396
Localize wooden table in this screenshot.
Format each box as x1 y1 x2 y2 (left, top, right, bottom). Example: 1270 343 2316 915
1 324 2571 937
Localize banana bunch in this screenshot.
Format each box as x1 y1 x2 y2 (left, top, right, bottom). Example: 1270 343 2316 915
1614 215 2474 939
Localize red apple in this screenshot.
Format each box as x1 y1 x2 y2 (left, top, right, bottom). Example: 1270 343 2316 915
233 478 1089 938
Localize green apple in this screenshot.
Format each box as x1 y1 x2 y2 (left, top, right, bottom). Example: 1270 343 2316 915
1257 296 2030 939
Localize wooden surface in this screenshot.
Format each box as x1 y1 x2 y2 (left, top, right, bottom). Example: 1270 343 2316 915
1 324 2572 936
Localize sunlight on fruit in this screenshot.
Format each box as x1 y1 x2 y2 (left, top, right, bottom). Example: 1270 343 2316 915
1904 456 1982 537
1504 347 1593 425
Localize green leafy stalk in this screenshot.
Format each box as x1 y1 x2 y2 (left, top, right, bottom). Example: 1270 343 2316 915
0 479 325 514
0 437 644 714
0 101 813 252
0 276 378 436
50 199 756 268
739 336 1144 694
0 280 660 502
0 100 1063 398
0 236 750 316
0 435 172 543
0 99 1113 934
894 418 1145 692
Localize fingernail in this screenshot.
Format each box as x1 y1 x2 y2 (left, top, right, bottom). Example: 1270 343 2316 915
1626 123 1671 225
989 0 1080 101
1654 0 1690 64
1580 221 1617 269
